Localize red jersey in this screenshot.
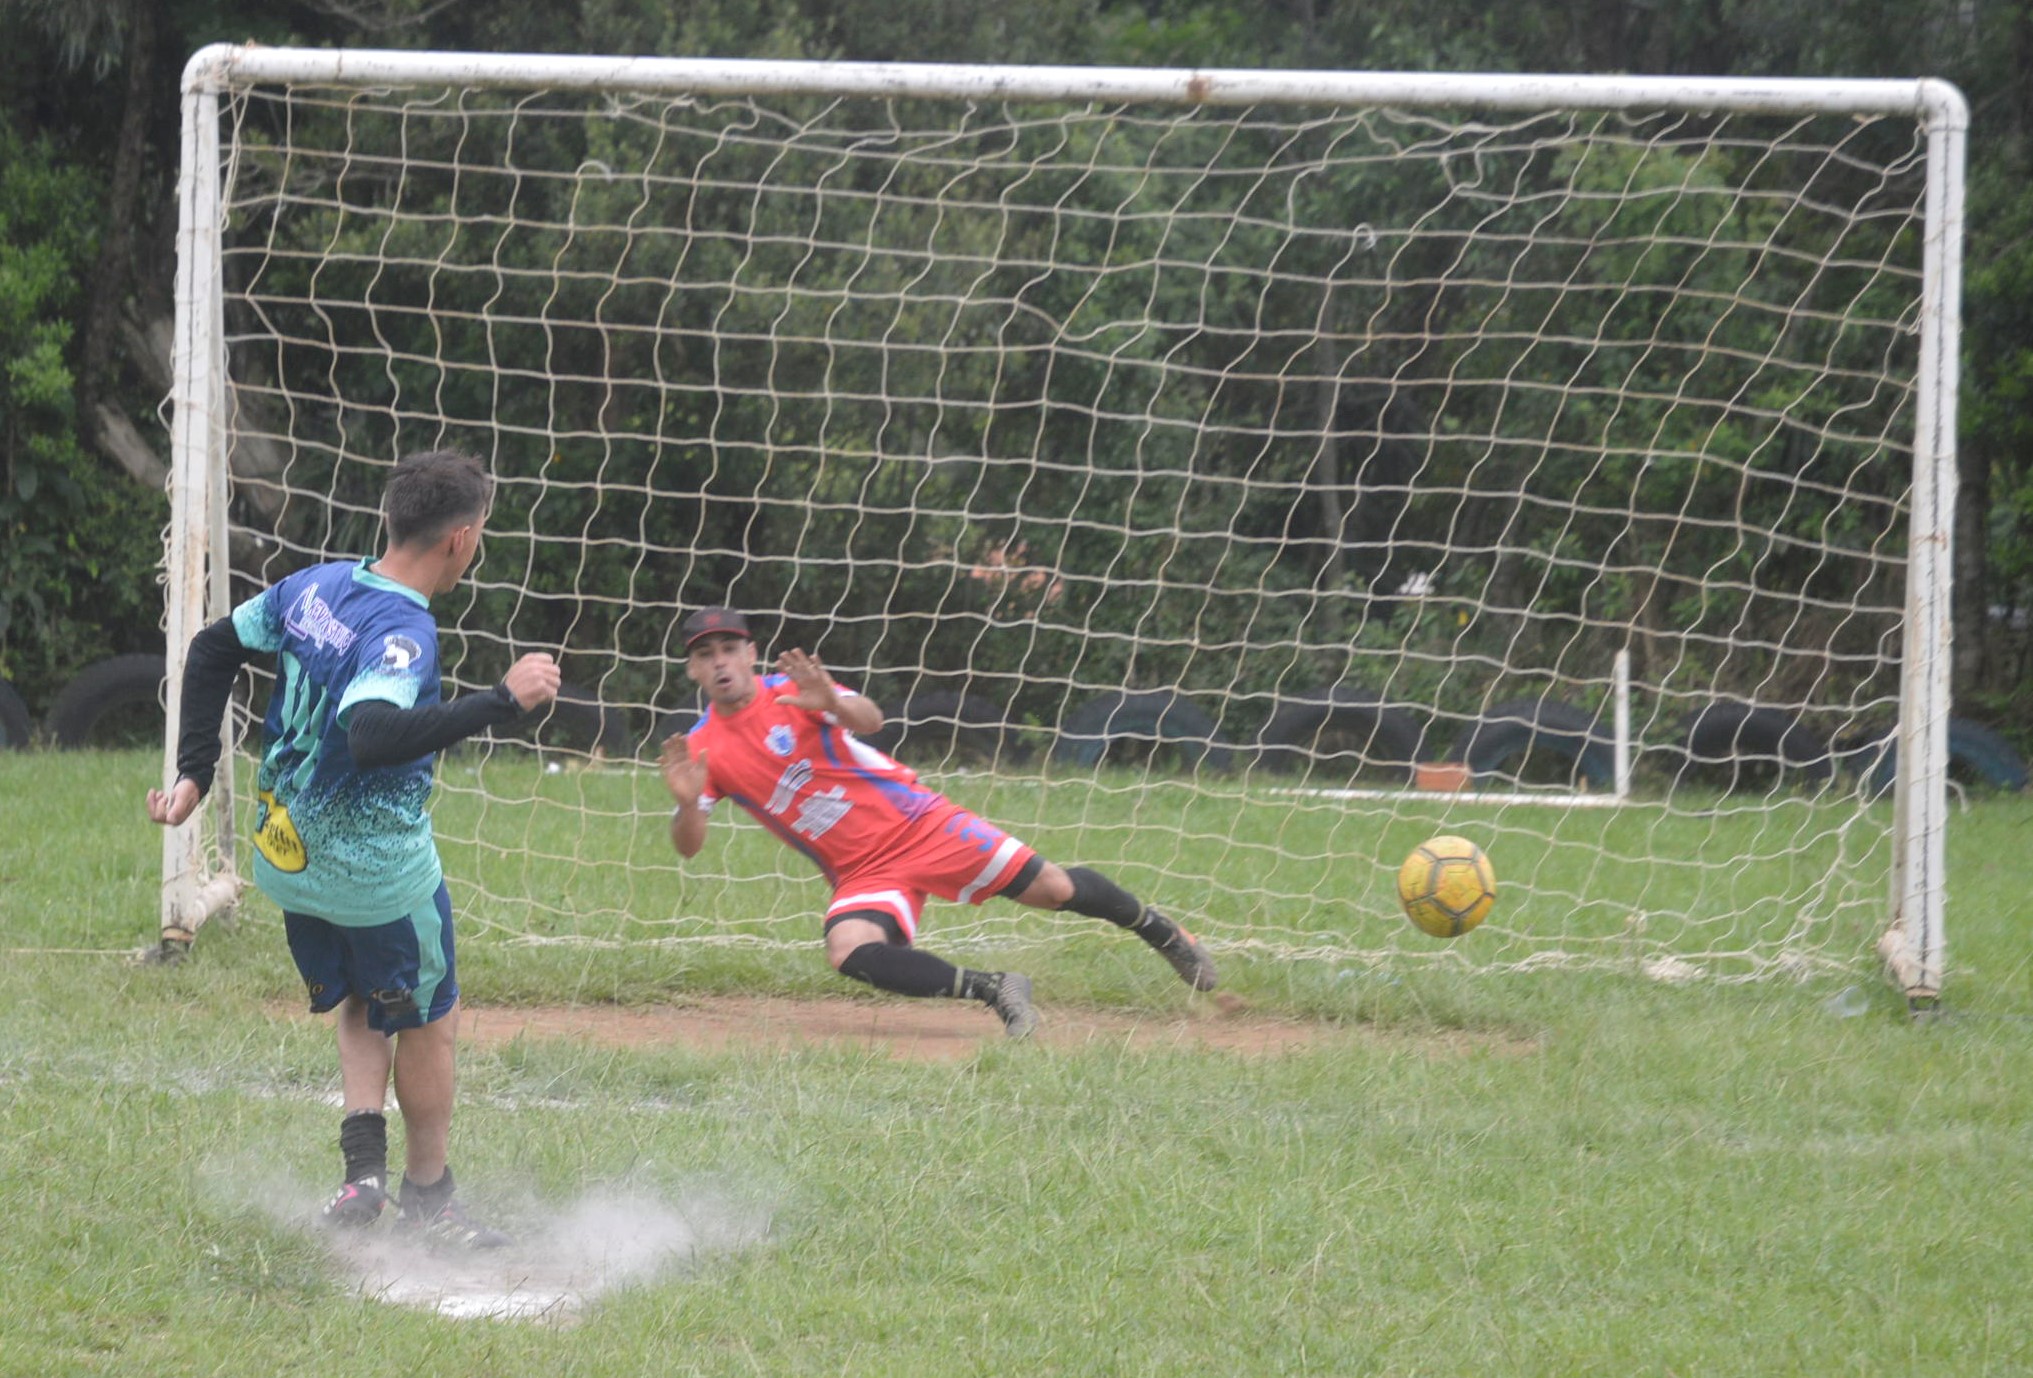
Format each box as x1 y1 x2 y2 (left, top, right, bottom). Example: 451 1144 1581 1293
687 674 946 885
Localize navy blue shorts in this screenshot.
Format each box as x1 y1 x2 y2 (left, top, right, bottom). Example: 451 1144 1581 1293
283 882 458 1033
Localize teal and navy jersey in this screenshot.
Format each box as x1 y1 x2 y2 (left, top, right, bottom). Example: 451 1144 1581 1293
231 559 446 925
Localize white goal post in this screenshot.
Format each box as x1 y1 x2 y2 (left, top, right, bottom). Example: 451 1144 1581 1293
162 46 1965 1001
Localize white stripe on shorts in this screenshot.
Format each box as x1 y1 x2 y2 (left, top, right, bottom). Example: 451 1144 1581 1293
957 835 1025 905
828 888 919 940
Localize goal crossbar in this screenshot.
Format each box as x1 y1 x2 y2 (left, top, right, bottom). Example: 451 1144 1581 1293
183 46 1960 118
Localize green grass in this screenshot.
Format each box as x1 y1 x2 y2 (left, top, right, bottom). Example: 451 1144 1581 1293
396 748 1912 999
3 749 2032 1374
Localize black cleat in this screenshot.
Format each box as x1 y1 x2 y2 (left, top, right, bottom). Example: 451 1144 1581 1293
396 1194 513 1250
987 971 1039 1040
396 1180 512 1250
1151 913 1219 991
320 1176 389 1229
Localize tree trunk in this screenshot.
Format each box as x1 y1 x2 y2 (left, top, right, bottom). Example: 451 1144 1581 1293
1953 434 1991 692
78 0 160 424
2014 3 2033 148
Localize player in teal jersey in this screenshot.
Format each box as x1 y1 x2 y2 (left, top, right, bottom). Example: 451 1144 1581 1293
147 450 560 1248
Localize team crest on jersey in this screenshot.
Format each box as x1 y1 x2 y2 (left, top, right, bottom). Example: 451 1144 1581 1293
765 724 796 757
379 634 422 671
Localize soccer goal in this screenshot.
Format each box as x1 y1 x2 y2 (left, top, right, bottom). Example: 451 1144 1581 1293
161 47 1966 1002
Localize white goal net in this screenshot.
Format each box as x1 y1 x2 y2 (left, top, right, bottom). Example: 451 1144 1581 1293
163 50 1966 998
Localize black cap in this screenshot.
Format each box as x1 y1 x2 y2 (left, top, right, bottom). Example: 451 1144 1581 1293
680 606 752 649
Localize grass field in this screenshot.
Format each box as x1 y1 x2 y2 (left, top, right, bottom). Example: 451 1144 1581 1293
3 748 2031 1375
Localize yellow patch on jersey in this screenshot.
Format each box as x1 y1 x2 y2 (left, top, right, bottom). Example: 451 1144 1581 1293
253 789 308 872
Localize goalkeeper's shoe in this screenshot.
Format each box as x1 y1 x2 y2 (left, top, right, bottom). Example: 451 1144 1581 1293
987 971 1039 1040
1149 911 1219 991
396 1185 513 1250
319 1176 388 1229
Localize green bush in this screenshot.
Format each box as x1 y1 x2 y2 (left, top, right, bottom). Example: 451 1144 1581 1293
0 113 166 712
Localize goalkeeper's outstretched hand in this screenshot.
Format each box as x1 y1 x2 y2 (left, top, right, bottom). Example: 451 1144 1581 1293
772 648 841 713
661 733 709 809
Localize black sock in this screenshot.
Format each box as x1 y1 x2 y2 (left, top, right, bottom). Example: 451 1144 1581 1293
1131 908 1181 948
1059 866 1142 926
1061 866 1177 945
839 941 979 999
339 1109 388 1186
955 969 1004 1004
402 1164 455 1210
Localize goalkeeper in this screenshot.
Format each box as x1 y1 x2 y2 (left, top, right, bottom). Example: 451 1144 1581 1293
658 607 1217 1038
145 449 560 1247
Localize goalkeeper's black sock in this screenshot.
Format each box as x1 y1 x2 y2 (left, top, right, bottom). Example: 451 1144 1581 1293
1130 907 1182 949
954 969 1006 1005
338 1109 388 1186
840 941 988 1000
1059 865 1142 925
1061 866 1179 946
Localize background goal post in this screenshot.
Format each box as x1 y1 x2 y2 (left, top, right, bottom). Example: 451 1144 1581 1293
162 48 1966 999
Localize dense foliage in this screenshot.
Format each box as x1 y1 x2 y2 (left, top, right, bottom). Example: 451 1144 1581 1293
0 111 166 702
224 92 1923 732
2 0 2028 740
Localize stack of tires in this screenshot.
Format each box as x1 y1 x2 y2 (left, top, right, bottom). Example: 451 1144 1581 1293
45 654 170 749
16 655 641 758
1443 697 1615 790
0 677 33 750
11 653 2030 801
1051 689 1235 771
1663 701 2029 798
1251 688 1422 783
0 655 172 752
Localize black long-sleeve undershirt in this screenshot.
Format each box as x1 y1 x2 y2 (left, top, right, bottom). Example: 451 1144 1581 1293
172 616 253 796
172 615 528 795
347 687 523 769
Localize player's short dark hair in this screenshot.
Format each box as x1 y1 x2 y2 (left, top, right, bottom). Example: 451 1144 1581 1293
383 449 493 548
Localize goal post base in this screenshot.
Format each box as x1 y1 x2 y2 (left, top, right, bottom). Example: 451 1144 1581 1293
149 873 243 965
1876 920 1943 1016
137 932 195 966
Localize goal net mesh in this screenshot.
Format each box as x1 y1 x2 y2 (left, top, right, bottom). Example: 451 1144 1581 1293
189 68 1942 982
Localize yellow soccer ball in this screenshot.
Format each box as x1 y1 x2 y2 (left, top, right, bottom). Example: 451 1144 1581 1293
1397 834 1496 939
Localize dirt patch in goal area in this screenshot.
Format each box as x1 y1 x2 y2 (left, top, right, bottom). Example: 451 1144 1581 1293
447 992 1355 1063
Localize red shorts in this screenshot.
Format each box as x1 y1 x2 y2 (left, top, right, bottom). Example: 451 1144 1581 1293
822 803 1038 942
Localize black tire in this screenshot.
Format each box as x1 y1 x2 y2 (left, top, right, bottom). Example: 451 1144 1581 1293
1863 717 2030 797
640 700 704 758
1674 700 1835 792
47 654 168 749
494 680 632 757
1051 689 1233 771
1253 688 1423 783
863 691 1022 766
1446 697 1615 790
0 678 32 749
